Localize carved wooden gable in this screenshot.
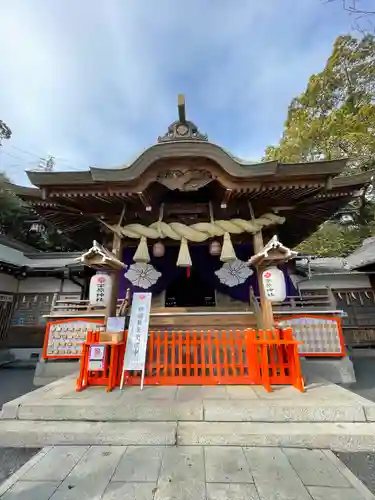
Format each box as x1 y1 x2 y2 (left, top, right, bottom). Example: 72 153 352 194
156 168 213 191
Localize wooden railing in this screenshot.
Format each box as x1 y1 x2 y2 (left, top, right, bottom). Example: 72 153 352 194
120 328 304 392
49 295 124 317
49 288 338 318
252 288 337 312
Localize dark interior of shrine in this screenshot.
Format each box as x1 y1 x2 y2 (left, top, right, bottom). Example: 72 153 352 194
165 267 216 307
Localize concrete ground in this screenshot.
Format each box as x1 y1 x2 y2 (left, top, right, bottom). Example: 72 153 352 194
0 366 36 408
342 357 375 403
2 358 375 496
1 444 374 500
337 356 375 495
0 367 40 485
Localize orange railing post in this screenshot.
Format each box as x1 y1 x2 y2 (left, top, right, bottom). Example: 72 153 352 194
116 327 304 389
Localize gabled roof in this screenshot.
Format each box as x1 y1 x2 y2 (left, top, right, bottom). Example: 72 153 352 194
296 237 375 273
24 151 348 187
0 240 81 269
347 236 375 269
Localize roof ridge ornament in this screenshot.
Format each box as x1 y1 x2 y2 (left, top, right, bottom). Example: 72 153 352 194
157 94 208 143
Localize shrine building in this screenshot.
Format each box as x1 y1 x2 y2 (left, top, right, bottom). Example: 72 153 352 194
2 95 374 387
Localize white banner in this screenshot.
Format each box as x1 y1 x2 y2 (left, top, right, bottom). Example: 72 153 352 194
121 292 152 388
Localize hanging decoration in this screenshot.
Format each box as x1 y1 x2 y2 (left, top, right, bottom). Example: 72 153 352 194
220 232 237 262
89 272 113 306
133 236 150 263
215 259 253 287
101 213 285 243
176 237 192 268
125 262 161 289
209 240 221 256
152 241 165 258
262 267 286 302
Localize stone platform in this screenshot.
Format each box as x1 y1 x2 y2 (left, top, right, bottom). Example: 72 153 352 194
2 376 375 451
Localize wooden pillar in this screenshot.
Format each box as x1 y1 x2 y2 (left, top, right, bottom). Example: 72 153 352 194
109 233 123 317
253 230 274 330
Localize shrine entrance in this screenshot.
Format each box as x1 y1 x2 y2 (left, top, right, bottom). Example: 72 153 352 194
165 268 216 307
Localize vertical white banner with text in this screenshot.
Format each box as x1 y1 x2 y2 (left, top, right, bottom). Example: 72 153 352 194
121 292 152 389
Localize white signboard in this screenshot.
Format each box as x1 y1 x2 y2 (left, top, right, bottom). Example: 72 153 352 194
0 294 13 303
88 359 104 371
107 316 126 332
88 344 105 371
262 266 286 302
121 292 152 389
89 345 105 360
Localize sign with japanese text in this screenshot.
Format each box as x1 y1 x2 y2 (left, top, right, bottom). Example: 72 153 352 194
89 345 105 360
262 266 286 302
89 273 113 306
88 344 105 371
123 292 152 373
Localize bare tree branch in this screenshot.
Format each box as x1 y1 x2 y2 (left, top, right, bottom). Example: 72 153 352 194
324 0 375 33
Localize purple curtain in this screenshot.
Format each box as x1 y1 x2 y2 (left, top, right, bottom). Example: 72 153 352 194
118 243 297 303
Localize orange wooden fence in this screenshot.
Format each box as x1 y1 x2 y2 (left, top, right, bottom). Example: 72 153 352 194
120 328 304 392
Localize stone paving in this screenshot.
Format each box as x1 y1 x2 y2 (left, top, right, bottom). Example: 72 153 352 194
0 445 374 500
2 377 375 451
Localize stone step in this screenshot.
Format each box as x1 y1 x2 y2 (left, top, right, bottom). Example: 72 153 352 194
0 420 375 451
178 421 375 451
2 397 375 423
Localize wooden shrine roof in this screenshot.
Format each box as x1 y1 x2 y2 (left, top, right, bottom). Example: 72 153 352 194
8 96 375 249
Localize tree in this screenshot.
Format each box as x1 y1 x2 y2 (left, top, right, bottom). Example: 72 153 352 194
295 221 373 256
326 0 375 34
264 34 375 255
0 120 11 144
265 35 375 168
0 172 78 251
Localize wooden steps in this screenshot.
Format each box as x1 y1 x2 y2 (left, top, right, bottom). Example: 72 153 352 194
148 307 257 332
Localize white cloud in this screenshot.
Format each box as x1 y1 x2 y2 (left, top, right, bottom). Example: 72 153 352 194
0 0 354 184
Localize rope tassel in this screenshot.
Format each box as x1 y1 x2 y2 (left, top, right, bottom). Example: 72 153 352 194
220 232 237 262
133 236 150 263
176 237 192 267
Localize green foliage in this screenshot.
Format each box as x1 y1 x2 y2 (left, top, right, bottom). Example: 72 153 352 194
264 35 375 168
296 221 375 257
0 172 77 251
264 34 375 256
0 120 11 142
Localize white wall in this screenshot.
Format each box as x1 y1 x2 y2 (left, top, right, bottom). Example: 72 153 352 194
1 276 82 295
18 277 62 294
61 279 82 293
0 273 18 293
299 273 371 290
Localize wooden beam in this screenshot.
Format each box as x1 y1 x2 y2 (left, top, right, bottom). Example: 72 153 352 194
253 231 274 330
221 189 232 209
249 201 274 330
271 205 295 212
178 94 186 122
137 192 152 211
325 176 333 191
118 204 126 225
108 231 123 317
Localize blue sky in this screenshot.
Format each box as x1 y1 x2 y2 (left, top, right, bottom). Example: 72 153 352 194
0 0 363 185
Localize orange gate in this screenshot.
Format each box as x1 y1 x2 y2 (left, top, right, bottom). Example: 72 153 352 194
121 328 304 392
